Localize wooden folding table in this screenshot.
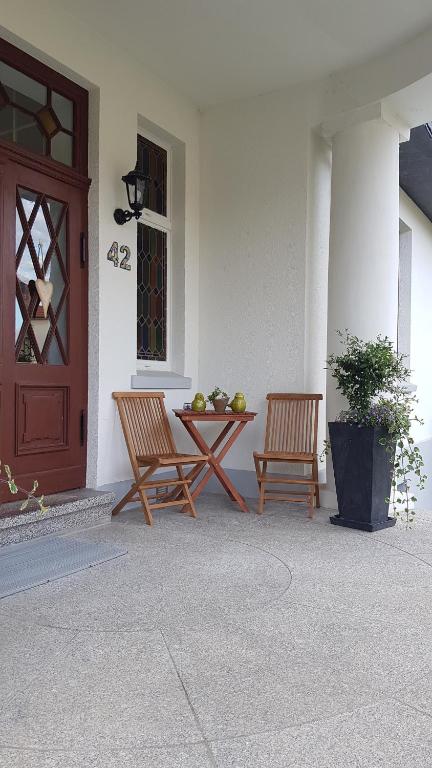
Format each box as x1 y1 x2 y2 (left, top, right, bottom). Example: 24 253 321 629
173 409 257 512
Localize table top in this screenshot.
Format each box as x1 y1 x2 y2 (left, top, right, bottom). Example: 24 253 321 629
173 409 257 422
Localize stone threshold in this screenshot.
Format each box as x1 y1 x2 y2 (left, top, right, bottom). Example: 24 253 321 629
0 488 115 546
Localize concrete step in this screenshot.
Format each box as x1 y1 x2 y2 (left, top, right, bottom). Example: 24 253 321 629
0 489 115 546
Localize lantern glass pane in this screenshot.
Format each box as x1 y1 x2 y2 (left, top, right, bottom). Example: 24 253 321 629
125 179 135 209
136 177 146 207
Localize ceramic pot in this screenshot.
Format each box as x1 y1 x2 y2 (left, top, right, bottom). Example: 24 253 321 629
229 392 246 413
213 397 229 413
191 393 206 412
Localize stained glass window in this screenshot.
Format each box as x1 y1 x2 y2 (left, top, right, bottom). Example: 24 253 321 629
136 132 170 363
0 59 75 167
137 134 167 216
137 223 167 361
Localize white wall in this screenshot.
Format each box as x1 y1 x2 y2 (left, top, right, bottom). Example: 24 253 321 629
199 88 318 471
400 190 432 509
0 0 201 487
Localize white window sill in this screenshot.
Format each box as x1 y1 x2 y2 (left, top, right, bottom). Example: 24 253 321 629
131 371 192 390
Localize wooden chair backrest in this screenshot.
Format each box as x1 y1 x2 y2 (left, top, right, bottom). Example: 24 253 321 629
264 393 323 455
112 392 176 466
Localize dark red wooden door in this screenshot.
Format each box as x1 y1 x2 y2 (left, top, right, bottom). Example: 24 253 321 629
0 157 87 498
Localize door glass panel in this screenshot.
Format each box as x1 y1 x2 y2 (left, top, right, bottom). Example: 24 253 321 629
52 91 73 131
0 61 46 109
32 209 51 273
49 251 66 314
56 217 67 261
17 330 38 364
15 213 23 254
30 315 50 356
15 186 69 364
15 300 24 343
51 131 73 166
46 334 63 366
0 106 46 155
47 197 64 231
56 303 68 352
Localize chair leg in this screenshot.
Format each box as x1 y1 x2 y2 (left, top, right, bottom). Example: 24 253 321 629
176 464 197 518
135 466 156 526
137 485 153 526
254 456 266 514
258 481 265 514
307 488 315 519
312 458 320 508
111 466 154 517
111 485 135 517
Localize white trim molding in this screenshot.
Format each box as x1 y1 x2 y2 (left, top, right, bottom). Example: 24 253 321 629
320 101 410 144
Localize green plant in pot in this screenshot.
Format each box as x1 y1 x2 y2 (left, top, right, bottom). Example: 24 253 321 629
208 386 229 414
326 331 426 531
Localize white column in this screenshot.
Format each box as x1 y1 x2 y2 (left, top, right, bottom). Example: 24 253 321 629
322 103 409 504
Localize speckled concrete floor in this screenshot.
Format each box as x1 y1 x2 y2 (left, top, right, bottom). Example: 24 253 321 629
1 494 432 767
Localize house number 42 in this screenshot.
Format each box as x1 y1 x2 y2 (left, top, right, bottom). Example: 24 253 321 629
107 241 131 271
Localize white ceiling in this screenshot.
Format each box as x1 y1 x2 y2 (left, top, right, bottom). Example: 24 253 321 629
71 0 432 107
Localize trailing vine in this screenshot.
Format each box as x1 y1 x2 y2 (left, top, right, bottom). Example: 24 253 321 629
325 331 426 527
1 461 48 515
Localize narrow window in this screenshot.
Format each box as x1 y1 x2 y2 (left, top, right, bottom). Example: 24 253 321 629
136 134 170 364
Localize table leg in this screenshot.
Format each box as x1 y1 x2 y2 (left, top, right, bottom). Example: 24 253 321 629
182 421 234 488
166 422 234 504
185 420 250 512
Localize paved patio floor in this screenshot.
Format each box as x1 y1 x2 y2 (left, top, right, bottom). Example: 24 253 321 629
1 494 432 767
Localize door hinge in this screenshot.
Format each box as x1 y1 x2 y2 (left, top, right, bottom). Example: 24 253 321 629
80 232 87 267
80 409 87 446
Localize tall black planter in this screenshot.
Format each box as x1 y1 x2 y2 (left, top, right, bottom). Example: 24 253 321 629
329 422 396 532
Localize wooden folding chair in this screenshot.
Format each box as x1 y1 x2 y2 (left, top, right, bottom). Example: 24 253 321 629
254 393 323 516
112 392 208 525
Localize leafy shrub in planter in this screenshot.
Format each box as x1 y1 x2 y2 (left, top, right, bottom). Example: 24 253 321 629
326 331 426 526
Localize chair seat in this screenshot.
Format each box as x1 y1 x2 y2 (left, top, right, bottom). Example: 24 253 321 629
138 452 208 466
253 451 314 462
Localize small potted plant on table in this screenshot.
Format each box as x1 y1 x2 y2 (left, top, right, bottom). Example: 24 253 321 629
326 331 426 531
208 387 229 414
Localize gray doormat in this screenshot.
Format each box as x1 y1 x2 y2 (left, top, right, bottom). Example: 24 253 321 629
0 536 128 598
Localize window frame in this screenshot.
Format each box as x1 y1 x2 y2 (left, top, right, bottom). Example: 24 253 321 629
0 36 88 177
136 130 172 370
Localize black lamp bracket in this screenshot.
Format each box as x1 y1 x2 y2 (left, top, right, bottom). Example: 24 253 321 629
113 209 142 226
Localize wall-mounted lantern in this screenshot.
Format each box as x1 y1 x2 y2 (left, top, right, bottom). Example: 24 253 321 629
113 168 150 225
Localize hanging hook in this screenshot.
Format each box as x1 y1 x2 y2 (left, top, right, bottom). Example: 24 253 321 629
37 241 44 280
